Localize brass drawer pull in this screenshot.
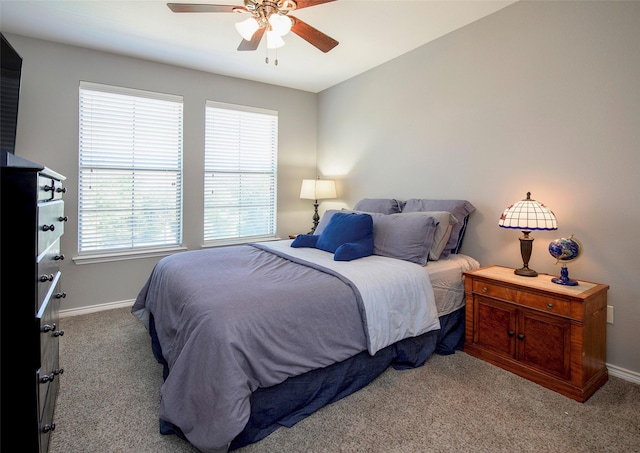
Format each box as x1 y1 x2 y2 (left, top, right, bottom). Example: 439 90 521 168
547 302 554 309
482 286 488 293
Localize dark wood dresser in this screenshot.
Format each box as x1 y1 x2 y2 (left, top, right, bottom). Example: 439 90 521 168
1 151 67 452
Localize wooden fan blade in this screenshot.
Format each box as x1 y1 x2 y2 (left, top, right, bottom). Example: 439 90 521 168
290 16 338 53
167 3 245 13
237 27 266 51
294 0 337 10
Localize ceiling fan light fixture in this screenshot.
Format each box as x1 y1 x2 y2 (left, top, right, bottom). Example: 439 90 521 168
269 13 292 36
266 29 285 49
235 16 259 41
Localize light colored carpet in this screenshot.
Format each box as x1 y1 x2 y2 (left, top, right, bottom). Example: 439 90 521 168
49 307 640 453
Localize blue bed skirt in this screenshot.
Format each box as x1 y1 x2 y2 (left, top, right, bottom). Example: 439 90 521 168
149 306 465 450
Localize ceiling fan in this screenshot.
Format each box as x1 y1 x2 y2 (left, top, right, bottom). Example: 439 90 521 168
167 1 339 53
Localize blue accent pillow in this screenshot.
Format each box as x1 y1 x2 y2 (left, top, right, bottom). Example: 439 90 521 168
334 241 372 261
292 212 374 261
316 212 373 255
291 234 319 248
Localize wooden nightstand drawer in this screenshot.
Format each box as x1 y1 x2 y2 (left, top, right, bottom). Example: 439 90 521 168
472 280 571 317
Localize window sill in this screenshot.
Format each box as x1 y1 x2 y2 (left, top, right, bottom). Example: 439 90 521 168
201 236 281 249
72 246 188 265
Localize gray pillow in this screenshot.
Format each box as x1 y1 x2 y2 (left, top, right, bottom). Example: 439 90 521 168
353 198 404 214
367 212 437 266
399 211 458 260
402 199 475 257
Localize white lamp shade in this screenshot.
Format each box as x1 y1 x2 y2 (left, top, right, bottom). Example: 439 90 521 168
499 192 557 231
235 17 259 41
300 179 337 200
269 14 292 36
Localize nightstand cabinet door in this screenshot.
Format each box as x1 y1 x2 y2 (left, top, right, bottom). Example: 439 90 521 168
474 296 516 358
517 309 571 380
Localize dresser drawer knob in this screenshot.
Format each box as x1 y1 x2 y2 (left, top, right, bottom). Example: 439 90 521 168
41 323 55 333
54 254 65 261
42 423 56 433
53 329 65 337
39 274 54 282
42 224 55 232
546 303 554 309
482 286 488 293
517 333 525 340
56 187 67 193
58 216 68 222
55 292 67 299
44 184 54 192
40 373 56 383
507 330 515 337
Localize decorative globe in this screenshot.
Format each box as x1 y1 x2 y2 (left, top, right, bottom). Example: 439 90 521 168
548 235 582 286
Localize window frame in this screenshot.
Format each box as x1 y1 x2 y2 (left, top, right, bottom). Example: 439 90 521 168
203 100 278 246
74 81 184 263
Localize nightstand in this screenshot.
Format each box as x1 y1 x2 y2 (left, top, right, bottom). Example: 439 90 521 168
463 265 609 402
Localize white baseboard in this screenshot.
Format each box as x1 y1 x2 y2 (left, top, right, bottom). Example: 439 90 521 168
60 299 135 318
608 363 640 385
61 300 640 386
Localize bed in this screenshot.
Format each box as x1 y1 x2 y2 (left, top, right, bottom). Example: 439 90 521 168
132 198 479 453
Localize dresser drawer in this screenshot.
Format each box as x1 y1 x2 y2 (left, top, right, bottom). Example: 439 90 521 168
38 200 66 256
38 239 63 311
37 349 60 453
37 275 64 377
473 280 572 317
38 174 66 202
37 279 63 453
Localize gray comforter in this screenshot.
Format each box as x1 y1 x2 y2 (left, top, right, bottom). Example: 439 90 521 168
132 244 368 453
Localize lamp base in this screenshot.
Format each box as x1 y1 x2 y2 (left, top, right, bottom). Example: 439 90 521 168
514 266 538 277
551 266 578 286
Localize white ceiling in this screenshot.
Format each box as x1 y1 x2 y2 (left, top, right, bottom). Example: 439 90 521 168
0 0 516 93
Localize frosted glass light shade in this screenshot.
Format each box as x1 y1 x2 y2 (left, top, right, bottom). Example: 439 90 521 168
266 29 285 49
269 14 292 36
300 179 337 200
235 17 259 41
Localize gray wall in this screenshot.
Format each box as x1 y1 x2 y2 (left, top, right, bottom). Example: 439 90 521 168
7 34 319 313
318 1 640 376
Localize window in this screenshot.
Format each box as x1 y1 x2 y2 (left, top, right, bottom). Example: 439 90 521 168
78 82 183 255
204 101 278 243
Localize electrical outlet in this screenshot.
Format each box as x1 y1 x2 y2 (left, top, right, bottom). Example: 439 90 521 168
607 305 614 324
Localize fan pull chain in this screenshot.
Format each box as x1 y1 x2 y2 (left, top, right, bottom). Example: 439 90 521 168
265 48 279 66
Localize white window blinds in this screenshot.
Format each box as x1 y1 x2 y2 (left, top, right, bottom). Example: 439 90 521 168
78 82 183 253
204 101 277 243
